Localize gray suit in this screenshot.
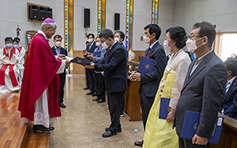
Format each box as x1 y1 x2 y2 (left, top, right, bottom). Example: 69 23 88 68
140 41 167 129
175 51 227 147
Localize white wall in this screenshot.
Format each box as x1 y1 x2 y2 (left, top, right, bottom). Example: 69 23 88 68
74 0 97 51
174 0 237 35
0 0 64 49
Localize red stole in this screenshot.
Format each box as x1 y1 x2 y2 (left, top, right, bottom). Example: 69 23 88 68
0 47 18 87
18 33 62 121
18 46 22 53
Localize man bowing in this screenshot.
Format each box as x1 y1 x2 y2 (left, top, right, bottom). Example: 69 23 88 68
18 18 71 133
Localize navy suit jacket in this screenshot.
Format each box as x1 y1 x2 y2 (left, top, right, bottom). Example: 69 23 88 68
140 41 167 97
94 42 127 93
86 42 97 53
220 77 237 119
175 51 227 138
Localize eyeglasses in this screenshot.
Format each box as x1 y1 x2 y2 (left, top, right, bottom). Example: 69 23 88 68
188 36 204 39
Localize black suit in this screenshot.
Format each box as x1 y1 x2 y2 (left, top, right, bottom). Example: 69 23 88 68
85 42 97 92
51 46 68 104
175 51 227 148
94 42 127 132
139 41 167 129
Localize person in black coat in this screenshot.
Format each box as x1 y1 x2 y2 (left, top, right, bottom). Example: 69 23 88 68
51 34 68 108
83 33 97 95
175 22 227 148
85 29 127 138
130 24 167 147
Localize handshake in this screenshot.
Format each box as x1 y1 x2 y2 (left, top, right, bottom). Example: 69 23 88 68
57 54 71 66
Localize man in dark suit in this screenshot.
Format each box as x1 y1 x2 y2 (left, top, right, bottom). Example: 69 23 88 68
175 22 227 148
220 58 237 119
85 29 127 138
51 34 68 108
83 33 97 96
130 24 167 147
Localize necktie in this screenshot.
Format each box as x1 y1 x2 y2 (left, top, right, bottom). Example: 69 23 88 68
226 82 231 93
146 47 151 57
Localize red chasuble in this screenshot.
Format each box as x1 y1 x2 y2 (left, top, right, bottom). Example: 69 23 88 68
18 33 62 121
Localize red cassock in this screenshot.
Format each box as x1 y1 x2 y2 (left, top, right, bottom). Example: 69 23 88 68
18 33 62 121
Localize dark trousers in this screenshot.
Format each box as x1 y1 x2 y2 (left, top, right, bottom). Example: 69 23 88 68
179 137 210 148
85 68 89 87
94 72 105 99
140 91 155 129
59 72 66 103
107 91 124 132
85 68 94 92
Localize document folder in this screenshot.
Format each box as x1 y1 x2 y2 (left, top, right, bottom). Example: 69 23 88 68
180 110 224 144
137 56 155 74
71 57 91 66
159 97 171 119
92 51 101 57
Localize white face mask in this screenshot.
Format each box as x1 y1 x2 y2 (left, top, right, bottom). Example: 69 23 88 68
186 38 202 53
96 42 101 47
102 41 108 49
6 43 13 48
143 36 150 44
114 37 120 42
55 41 61 47
88 39 93 43
163 40 172 52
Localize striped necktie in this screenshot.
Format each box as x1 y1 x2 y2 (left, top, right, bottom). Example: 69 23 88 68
226 82 231 93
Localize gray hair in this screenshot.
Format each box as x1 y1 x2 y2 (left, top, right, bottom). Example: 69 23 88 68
41 22 57 29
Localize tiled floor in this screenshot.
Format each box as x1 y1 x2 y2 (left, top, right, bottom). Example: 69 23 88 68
50 75 144 148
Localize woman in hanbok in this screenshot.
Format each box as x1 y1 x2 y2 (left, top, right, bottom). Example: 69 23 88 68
143 26 191 148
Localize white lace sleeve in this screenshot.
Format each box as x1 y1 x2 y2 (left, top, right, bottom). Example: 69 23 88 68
56 60 66 74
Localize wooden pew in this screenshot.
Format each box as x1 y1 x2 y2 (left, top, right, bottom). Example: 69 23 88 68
210 113 237 148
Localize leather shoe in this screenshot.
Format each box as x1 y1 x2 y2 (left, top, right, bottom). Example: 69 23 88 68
97 98 105 103
59 102 66 108
33 125 55 133
92 92 97 96
92 97 100 101
102 130 117 138
83 86 89 90
134 141 143 147
86 91 94 95
105 126 121 132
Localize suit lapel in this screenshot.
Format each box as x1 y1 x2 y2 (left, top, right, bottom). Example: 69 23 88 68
182 51 215 91
52 47 57 55
105 42 118 62
224 77 237 102
147 41 159 57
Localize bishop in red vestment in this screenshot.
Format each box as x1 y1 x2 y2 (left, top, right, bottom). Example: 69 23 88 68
18 18 70 132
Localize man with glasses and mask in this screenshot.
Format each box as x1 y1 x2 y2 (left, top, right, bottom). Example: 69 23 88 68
85 29 127 138
174 21 227 148
130 24 167 147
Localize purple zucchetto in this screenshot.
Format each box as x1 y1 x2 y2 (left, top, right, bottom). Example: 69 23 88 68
42 18 55 23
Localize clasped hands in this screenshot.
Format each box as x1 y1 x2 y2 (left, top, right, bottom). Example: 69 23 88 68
129 71 141 81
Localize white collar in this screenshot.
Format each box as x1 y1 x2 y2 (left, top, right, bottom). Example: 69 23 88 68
197 49 213 61
38 30 49 41
149 40 158 49
228 76 236 84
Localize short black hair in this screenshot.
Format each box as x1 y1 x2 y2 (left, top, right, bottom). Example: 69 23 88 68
13 38 19 43
144 24 161 40
54 34 62 40
225 58 237 77
95 37 99 40
192 21 216 47
5 37 13 42
87 33 95 39
115 31 125 41
99 29 114 39
166 26 187 49
86 41 89 44
14 37 20 42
